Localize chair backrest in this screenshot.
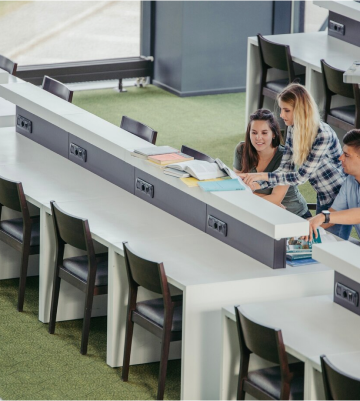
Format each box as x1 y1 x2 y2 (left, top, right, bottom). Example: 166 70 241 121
0 55 17 75
257 34 295 82
235 305 289 368
321 355 360 400
42 76 73 103
120 116 157 145
0 175 25 214
321 59 354 99
123 242 170 301
180 145 215 163
50 201 92 252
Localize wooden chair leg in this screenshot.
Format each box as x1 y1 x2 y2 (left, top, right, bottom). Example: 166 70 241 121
237 378 246 400
157 332 171 400
17 247 30 312
49 276 61 334
258 91 265 109
122 314 135 382
80 290 94 355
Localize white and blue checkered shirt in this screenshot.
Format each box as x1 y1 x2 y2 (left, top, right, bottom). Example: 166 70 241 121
259 121 346 206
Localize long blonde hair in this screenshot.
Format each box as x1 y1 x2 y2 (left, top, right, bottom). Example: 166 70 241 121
278 83 320 166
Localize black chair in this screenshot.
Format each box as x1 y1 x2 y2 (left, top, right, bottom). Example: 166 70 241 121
120 116 157 144
122 242 182 400
321 59 360 131
42 76 73 103
0 175 40 312
180 145 215 163
0 55 17 75
257 34 305 109
48 201 108 355
235 305 304 400
321 355 360 400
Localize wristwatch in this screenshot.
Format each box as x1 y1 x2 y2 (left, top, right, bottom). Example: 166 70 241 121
322 210 330 224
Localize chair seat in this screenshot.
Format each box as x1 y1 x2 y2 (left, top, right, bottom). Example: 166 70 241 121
62 253 108 286
247 362 304 400
265 74 305 93
0 216 40 246
329 105 356 125
135 295 183 331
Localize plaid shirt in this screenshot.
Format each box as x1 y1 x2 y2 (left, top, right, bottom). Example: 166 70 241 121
259 121 345 206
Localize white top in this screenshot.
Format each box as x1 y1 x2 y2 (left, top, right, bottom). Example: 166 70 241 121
223 295 360 363
249 32 360 73
0 81 309 239
314 0 360 23
0 128 331 291
313 241 360 283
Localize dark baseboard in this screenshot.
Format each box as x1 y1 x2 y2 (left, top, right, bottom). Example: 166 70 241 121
153 80 245 97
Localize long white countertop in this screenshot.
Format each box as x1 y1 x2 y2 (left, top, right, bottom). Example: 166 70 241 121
313 241 360 282
0 82 309 239
0 128 331 290
314 0 360 22
249 31 360 73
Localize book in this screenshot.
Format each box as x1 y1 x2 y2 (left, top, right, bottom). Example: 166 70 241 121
148 153 194 165
164 160 226 181
180 177 229 187
286 230 321 264
132 146 179 158
286 258 319 267
198 179 246 192
164 168 191 178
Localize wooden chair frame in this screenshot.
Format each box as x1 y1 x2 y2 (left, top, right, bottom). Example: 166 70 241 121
122 242 182 400
0 55 17 75
257 33 297 109
235 305 298 400
180 145 215 163
0 176 39 312
48 201 107 355
120 115 158 144
321 354 360 400
42 75 74 103
321 59 360 131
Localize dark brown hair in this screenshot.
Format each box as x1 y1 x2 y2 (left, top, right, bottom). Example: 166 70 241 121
240 109 281 173
343 129 360 152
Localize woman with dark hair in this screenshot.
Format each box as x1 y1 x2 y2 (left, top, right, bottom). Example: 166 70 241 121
234 109 311 218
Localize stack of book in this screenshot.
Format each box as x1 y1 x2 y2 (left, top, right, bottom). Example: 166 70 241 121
286 232 321 266
131 146 194 172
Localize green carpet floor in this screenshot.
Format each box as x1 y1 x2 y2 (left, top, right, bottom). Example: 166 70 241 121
0 84 358 400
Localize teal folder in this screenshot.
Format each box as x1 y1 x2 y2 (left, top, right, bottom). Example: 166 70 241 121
198 179 245 192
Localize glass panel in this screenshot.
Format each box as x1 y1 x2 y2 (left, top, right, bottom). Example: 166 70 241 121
0 1 140 65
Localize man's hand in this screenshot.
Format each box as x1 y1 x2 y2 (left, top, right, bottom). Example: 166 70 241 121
306 214 324 241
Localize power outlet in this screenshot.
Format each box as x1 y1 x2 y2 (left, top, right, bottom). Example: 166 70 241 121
329 20 345 35
335 282 359 307
208 215 227 237
70 143 87 162
136 177 154 198
17 115 32 133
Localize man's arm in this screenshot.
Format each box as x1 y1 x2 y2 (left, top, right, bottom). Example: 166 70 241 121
308 207 360 240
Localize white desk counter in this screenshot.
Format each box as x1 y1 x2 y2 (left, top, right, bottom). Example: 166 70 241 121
313 241 360 283
0 82 309 240
0 69 24 128
221 295 360 400
0 128 334 400
246 32 360 122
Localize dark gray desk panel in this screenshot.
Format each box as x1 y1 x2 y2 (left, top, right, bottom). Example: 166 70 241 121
16 106 69 158
206 205 286 269
134 168 206 231
68 134 135 194
334 271 360 316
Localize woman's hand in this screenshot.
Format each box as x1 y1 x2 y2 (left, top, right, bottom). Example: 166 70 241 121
239 172 267 187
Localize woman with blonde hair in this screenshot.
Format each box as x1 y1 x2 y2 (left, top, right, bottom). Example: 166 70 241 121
240 83 351 239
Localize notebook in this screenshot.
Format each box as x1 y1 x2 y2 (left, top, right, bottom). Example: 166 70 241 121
148 153 194 165
198 179 246 192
